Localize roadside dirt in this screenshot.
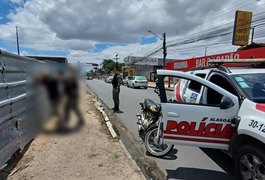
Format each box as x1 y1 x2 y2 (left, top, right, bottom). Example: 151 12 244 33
5 85 144 180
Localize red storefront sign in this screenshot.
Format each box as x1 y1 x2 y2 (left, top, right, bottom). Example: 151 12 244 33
166 47 265 71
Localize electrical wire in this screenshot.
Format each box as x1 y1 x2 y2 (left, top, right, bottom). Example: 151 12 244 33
141 1 265 60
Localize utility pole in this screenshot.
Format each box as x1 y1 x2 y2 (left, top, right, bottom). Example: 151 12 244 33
204 47 207 57
16 26 20 55
251 27 255 43
163 33 167 69
147 30 167 69
115 54 119 64
114 54 120 70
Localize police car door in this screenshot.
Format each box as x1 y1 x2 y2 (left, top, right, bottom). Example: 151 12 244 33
157 70 239 150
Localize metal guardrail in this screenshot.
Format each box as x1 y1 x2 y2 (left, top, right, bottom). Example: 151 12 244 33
0 50 52 167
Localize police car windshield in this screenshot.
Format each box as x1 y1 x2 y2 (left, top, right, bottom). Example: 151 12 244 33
232 73 265 103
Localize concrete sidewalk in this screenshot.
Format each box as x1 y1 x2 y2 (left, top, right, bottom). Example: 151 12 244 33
2 84 144 180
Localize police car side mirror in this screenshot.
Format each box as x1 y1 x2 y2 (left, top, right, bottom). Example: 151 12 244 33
220 96 234 109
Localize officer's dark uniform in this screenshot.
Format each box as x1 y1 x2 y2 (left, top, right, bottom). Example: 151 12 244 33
112 73 122 111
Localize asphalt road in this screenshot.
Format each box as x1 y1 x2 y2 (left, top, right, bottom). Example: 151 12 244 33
87 79 235 180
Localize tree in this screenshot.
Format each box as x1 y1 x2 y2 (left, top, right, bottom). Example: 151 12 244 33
117 63 125 72
86 71 92 77
102 59 116 74
102 59 125 74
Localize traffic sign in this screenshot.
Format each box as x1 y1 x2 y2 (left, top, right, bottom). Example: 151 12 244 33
232 10 253 46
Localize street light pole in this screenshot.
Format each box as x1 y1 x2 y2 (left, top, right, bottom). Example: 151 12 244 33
251 27 255 43
148 30 167 69
114 54 120 70
16 26 20 55
115 54 119 64
163 33 167 69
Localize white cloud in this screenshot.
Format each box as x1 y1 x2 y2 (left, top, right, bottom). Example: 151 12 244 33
0 47 7 51
67 42 161 64
0 0 263 63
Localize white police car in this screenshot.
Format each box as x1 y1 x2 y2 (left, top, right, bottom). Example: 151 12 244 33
155 59 265 180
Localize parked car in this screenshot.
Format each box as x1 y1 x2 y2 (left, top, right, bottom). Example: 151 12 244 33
105 76 113 83
127 76 148 89
122 76 129 86
86 76 93 80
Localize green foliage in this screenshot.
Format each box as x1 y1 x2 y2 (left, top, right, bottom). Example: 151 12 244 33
102 59 123 74
117 63 125 71
102 59 116 74
86 71 92 77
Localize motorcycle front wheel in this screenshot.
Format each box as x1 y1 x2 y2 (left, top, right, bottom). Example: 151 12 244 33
144 126 174 157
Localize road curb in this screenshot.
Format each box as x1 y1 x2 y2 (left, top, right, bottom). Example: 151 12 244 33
91 93 118 139
95 100 117 139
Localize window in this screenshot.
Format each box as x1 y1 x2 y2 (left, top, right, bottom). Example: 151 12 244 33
232 73 265 103
162 75 223 106
136 76 147 80
209 74 237 95
206 74 237 105
205 87 223 105
188 80 202 93
187 73 206 93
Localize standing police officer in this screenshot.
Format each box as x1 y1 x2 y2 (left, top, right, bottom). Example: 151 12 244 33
112 67 122 112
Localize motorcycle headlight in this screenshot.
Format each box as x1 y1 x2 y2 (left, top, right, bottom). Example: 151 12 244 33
150 105 158 112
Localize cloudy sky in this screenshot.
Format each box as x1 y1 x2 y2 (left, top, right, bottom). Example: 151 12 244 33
0 0 264 64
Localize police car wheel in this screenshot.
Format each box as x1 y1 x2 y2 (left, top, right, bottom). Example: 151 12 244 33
235 145 265 180
144 126 174 157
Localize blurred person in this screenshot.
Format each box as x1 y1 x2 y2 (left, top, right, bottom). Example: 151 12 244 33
112 67 122 112
35 71 65 130
64 66 84 127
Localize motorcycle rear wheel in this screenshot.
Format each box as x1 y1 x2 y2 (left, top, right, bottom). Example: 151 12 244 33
144 126 174 157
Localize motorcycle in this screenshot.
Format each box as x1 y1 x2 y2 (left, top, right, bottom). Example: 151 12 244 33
136 85 174 157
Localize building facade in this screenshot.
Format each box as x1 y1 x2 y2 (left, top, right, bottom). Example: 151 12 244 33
123 56 174 81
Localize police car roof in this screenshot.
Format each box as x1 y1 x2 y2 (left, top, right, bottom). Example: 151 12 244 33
190 67 265 75
227 68 265 75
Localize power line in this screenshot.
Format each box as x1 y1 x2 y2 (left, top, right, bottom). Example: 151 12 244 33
166 11 265 45
164 17 265 49
201 1 265 24
167 13 265 46
142 3 265 59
